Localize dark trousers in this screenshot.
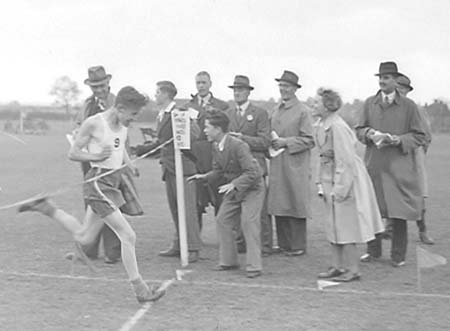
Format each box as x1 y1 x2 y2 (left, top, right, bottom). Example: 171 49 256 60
367 218 408 262
385 208 427 234
196 181 223 230
275 216 307 251
165 172 202 251
416 208 427 232
81 161 121 260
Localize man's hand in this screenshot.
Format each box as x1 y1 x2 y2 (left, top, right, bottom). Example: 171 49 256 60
218 183 236 195
94 145 113 161
72 128 80 138
272 137 288 150
369 130 395 149
187 174 207 182
229 132 243 139
390 135 401 146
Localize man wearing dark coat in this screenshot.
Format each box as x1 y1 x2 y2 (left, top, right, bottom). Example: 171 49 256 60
225 75 272 255
183 71 229 227
155 81 202 263
356 62 427 267
188 110 264 278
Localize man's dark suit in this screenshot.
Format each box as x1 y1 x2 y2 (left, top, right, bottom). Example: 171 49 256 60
157 103 202 252
184 93 229 217
205 135 264 271
226 103 272 253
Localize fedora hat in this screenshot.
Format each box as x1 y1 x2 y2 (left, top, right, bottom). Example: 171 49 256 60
275 70 302 88
375 61 403 77
84 66 112 86
228 75 254 90
396 74 413 91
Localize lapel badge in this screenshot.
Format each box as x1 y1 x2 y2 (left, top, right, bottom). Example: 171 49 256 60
247 114 254 121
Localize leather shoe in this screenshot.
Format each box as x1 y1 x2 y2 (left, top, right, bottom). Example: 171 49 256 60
419 232 435 245
332 271 361 282
360 253 380 262
188 251 199 263
271 247 285 254
391 260 405 267
159 247 180 257
318 267 345 279
104 256 120 264
284 249 305 257
262 251 271 257
212 265 239 271
246 270 262 278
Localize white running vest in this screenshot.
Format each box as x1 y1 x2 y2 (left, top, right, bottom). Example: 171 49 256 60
88 113 128 170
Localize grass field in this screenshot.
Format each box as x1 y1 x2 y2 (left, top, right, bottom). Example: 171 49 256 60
1 121 449 331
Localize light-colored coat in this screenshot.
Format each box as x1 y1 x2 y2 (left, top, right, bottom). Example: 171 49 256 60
267 97 315 219
315 113 384 243
355 91 427 220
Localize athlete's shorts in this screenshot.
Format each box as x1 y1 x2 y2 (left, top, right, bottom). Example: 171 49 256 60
83 167 126 218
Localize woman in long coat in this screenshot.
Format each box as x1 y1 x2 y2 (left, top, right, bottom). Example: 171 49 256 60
314 88 384 282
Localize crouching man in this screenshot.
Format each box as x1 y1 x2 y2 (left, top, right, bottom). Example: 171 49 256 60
188 110 264 278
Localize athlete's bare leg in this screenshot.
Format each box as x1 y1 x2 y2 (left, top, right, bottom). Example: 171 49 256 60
19 198 165 302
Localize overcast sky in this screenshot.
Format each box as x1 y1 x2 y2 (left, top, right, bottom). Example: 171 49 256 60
1 0 449 105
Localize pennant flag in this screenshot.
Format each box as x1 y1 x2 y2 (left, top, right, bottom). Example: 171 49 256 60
317 280 340 290
417 246 447 269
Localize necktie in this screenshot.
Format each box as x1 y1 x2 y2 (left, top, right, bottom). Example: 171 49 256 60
98 100 106 111
200 98 205 108
384 96 390 105
237 107 242 116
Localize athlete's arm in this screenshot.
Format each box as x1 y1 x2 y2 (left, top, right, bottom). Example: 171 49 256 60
123 148 139 176
68 118 112 162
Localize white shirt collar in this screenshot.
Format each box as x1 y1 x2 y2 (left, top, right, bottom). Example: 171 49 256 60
163 101 176 113
198 93 211 106
157 101 176 122
381 91 395 104
217 134 228 152
236 101 250 114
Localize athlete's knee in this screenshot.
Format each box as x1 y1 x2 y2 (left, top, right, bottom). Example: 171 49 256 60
120 228 136 246
74 233 93 246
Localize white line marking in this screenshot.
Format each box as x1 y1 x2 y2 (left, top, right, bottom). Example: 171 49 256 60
0 131 27 145
176 269 192 280
0 270 162 283
1 269 450 300
118 302 153 331
187 279 450 300
118 278 176 331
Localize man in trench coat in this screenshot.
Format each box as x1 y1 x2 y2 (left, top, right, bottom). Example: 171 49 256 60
267 70 315 256
356 62 427 266
395 74 434 245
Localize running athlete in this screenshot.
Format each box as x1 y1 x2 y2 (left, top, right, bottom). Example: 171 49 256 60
18 86 165 303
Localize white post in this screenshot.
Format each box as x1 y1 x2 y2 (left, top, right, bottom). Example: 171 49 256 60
19 110 24 133
174 146 188 267
171 109 191 267
416 246 422 292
